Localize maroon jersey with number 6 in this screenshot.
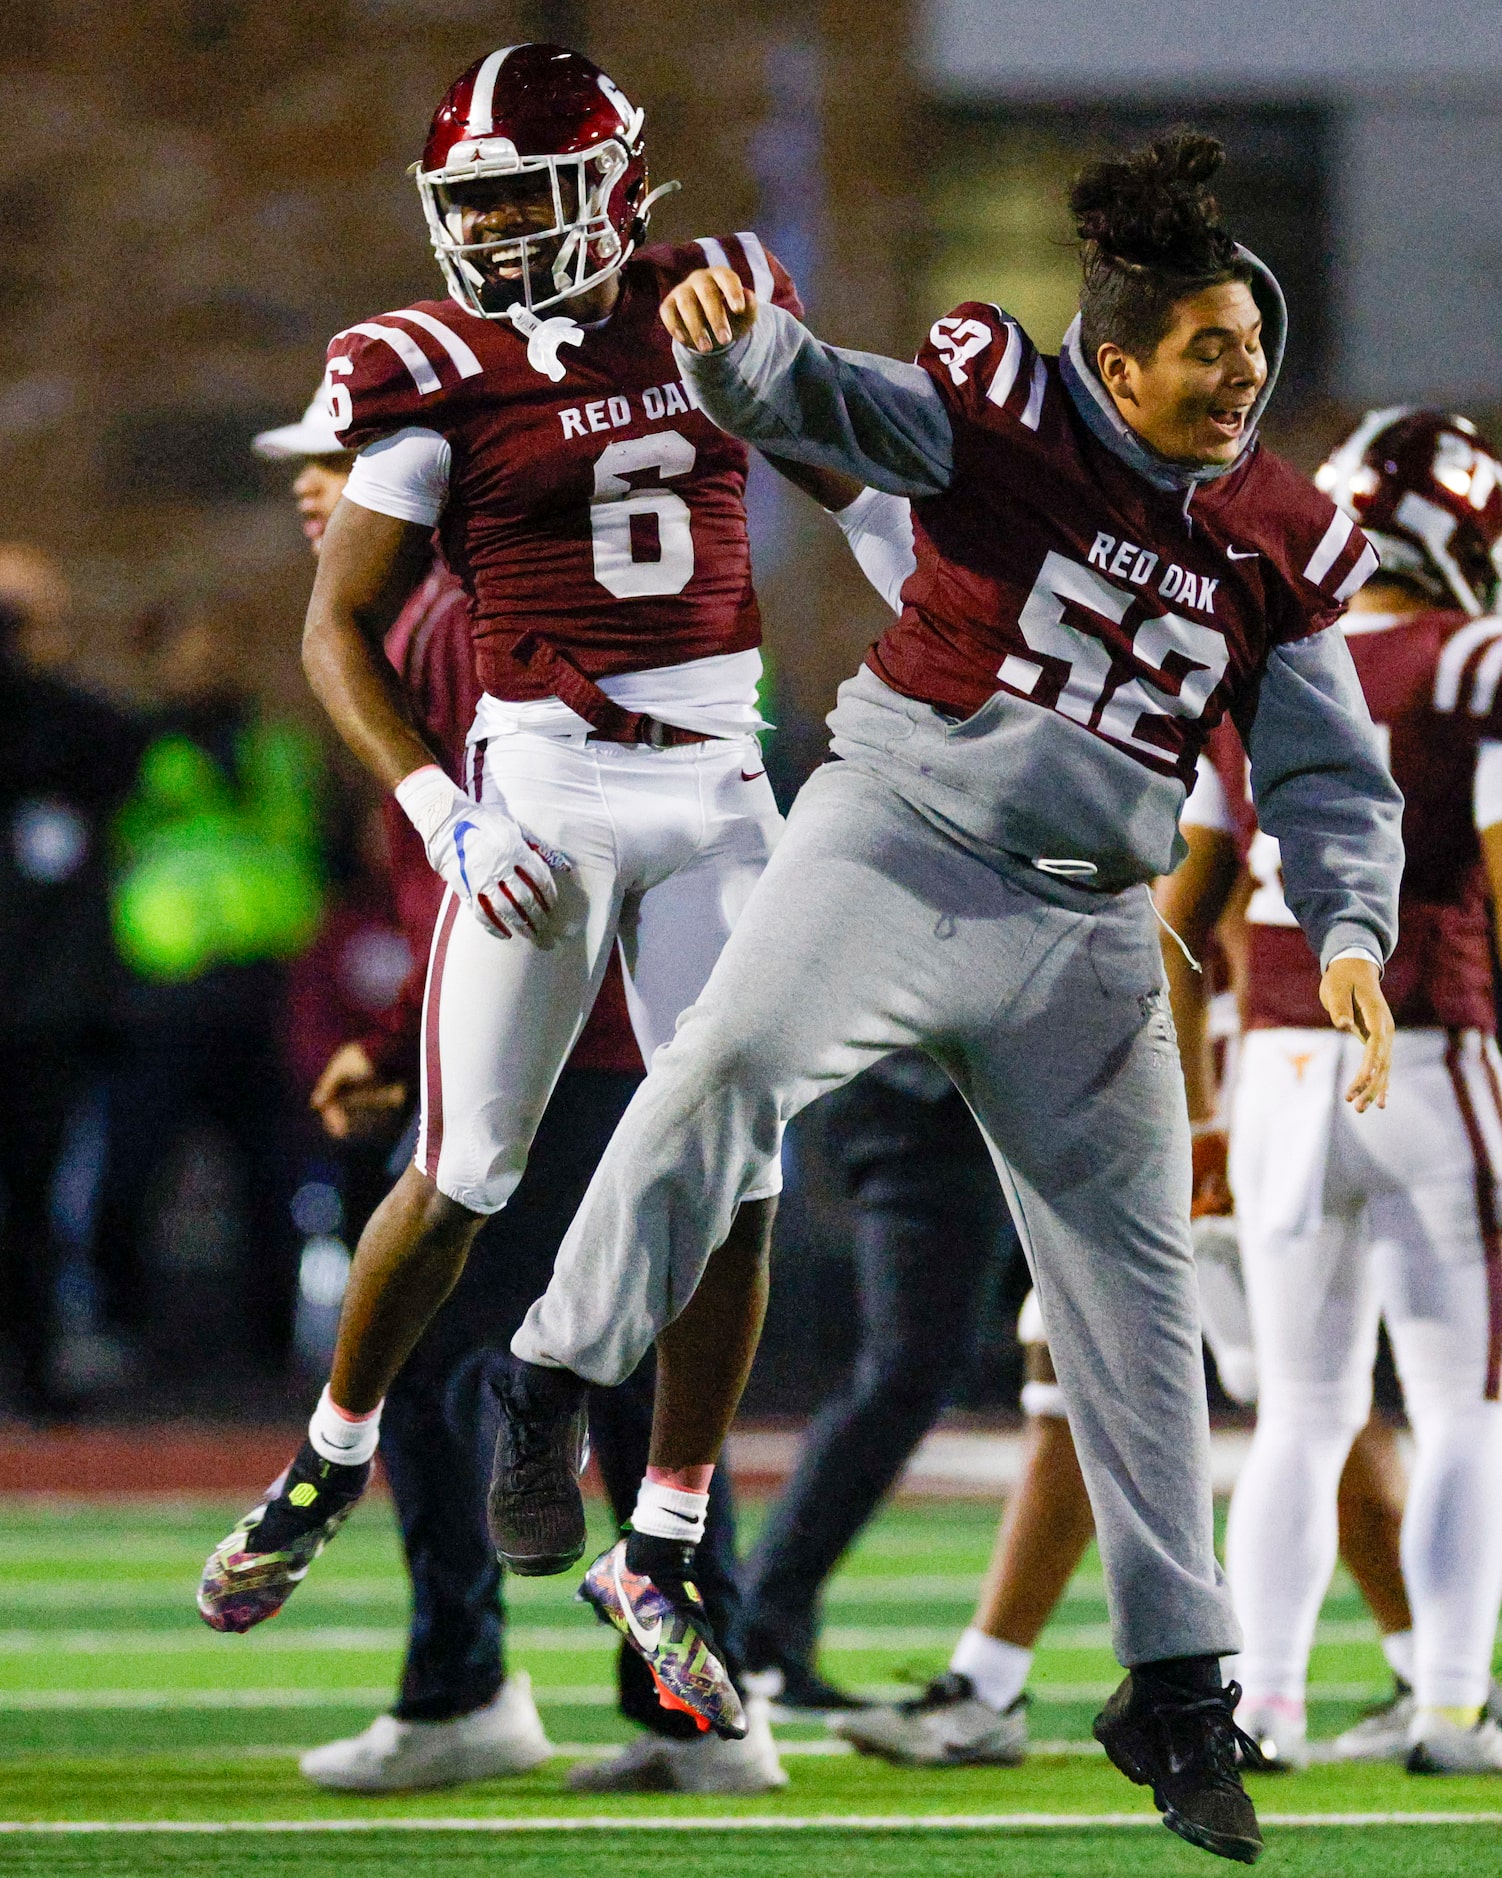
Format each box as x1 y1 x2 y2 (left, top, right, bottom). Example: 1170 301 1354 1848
869 303 1377 788
326 234 800 699
1225 609 1502 1032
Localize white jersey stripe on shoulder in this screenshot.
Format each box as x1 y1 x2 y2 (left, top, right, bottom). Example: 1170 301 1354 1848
1435 616 1502 712
1303 509 1355 587
387 309 484 380
466 46 522 137
1020 352 1048 431
1470 636 1502 718
735 232 775 302
984 322 1022 408
1333 540 1379 604
336 324 439 398
339 323 442 396
696 236 731 271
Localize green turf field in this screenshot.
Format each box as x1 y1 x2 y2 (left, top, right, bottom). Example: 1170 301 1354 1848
2 1495 1499 1876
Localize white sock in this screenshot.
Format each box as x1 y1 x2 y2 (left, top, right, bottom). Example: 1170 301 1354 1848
308 1386 382 1467
1382 1629 1415 1687
631 1478 709 1544
949 1626 1032 1712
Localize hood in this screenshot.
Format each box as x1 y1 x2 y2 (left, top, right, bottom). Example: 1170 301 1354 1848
1058 244 1287 501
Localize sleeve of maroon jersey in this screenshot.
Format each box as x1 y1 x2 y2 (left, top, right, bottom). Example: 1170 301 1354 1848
687 232 803 322
1432 612 1502 741
325 308 482 453
914 302 1043 436
1269 489 1381 644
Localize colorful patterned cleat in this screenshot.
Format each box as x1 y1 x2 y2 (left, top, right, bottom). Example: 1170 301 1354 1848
197 1439 369 1633
579 1537 747 1740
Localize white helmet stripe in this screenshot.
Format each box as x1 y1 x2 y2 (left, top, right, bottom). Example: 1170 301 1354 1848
466 45 522 137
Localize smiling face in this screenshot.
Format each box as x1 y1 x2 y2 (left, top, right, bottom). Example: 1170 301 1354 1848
1096 280 1266 467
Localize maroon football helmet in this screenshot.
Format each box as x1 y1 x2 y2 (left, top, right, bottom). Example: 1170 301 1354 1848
415 43 672 320
1315 408 1502 617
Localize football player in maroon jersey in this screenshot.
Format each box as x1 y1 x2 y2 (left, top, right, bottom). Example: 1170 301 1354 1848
195 44 801 1737
503 134 1404 1862
1214 411 1502 1775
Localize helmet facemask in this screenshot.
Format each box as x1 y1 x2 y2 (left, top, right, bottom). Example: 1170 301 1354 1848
417 140 638 319
1316 406 1502 618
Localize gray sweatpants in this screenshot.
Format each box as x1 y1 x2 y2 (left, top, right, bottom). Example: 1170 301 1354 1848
514 756 1240 1666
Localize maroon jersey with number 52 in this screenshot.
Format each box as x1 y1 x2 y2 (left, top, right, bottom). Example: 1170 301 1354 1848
1220 609 1502 1032
326 233 801 700
869 303 1377 788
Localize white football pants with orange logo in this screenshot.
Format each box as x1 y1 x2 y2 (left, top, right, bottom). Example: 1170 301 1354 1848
1226 1025 1502 1713
417 724 784 1214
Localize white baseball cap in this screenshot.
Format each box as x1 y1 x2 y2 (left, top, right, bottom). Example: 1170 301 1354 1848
253 385 347 460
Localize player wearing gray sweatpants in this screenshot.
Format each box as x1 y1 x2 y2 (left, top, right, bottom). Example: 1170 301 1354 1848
514 248 1403 1679
519 742 1224 1664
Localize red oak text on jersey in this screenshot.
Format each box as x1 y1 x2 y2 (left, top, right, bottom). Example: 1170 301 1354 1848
326 234 801 700
872 302 1375 787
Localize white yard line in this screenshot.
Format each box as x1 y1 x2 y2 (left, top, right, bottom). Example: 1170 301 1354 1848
0 1812 1496 1834
0 1682 1393 1711
0 1619 1384 1655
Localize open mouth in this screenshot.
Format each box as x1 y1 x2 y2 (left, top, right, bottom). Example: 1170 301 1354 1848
1206 405 1251 441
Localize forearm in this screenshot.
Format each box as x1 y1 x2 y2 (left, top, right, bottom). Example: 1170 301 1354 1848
303 605 437 789
1165 943 1216 1123
1243 634 1403 967
675 303 954 497
301 499 437 790
1153 825 1238 1124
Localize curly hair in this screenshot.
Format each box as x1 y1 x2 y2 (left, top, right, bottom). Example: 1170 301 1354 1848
1070 132 1253 369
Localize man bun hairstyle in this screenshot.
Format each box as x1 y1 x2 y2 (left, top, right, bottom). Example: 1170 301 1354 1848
1070 132 1254 370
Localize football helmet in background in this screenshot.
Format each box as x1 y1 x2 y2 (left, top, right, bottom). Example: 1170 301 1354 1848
1316 408 1502 617
415 43 674 319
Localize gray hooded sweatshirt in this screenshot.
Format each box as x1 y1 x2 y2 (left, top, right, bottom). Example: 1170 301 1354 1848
673 255 1402 970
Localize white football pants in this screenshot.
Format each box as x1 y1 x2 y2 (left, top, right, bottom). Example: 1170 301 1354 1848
1225 1026 1502 1712
416 725 784 1213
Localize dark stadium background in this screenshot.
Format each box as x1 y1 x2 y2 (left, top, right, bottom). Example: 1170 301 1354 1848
1 0 1492 1435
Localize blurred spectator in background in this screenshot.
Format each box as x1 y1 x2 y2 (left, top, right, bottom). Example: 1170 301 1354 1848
0 547 143 1417
92 584 326 1378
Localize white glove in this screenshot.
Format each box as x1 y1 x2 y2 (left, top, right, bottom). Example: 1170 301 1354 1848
394 764 568 941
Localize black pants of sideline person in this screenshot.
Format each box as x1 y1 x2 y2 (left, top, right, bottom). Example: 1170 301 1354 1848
736 1058 1021 1678
0 1044 83 1415
379 1067 743 1736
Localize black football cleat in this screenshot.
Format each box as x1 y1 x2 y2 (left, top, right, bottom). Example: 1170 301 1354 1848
198 1440 369 1633
488 1357 590 1575
1094 1671 1265 1864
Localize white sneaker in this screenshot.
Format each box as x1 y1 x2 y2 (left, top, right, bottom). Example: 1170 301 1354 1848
568 1695 787 1794
1236 1700 1309 1771
1407 1712 1502 1774
299 1672 552 1791
831 1673 1027 1767
1332 1681 1414 1763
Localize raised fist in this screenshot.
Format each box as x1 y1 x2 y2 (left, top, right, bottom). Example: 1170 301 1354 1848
660 266 758 355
